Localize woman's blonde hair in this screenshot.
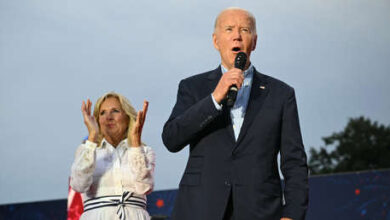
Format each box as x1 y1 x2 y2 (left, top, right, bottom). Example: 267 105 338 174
93 91 137 146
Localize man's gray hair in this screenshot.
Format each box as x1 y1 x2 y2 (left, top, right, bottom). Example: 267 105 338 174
213 7 257 34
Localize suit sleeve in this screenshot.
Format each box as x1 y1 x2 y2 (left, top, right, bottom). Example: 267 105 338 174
280 88 309 220
162 79 222 152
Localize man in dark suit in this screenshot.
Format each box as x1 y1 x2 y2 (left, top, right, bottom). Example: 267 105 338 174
162 7 308 220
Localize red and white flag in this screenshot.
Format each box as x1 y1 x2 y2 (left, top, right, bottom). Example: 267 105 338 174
67 179 83 220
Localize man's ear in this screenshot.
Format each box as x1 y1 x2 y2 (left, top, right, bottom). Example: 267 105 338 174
252 35 258 51
212 33 220 50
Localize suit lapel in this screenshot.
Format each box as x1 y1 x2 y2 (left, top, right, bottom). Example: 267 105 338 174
224 107 236 143
206 66 222 89
235 70 269 147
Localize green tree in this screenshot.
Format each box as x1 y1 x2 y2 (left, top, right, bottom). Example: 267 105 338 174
309 116 390 175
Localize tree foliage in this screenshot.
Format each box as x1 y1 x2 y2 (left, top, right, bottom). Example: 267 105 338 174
308 116 390 175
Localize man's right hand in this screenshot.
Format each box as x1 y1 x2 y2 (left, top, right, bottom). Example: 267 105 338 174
212 68 244 104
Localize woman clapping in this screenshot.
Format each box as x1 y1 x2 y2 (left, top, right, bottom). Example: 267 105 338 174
70 92 155 220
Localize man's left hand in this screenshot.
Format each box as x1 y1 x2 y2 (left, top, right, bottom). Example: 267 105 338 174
281 218 293 220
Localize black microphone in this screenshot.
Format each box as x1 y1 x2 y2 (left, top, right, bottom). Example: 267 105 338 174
226 52 247 107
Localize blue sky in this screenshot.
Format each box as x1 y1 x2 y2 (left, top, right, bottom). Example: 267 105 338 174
0 0 389 204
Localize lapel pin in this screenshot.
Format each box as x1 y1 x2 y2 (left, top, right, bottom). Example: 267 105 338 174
259 86 266 90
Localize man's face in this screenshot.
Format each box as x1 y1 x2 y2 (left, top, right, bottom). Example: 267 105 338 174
213 10 257 70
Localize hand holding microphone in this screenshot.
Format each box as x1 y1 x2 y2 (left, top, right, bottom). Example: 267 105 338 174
227 52 247 107
212 52 247 106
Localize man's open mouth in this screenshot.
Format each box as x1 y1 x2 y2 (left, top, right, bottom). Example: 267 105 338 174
232 47 241 52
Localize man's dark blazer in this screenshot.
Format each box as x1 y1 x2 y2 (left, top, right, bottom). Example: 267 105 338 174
162 66 308 220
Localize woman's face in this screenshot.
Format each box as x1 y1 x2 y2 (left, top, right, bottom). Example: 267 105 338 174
98 97 129 141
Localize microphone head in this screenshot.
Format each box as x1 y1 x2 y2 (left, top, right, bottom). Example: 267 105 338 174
234 52 247 70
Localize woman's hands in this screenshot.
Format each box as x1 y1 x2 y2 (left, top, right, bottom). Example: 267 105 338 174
81 99 99 143
130 100 149 147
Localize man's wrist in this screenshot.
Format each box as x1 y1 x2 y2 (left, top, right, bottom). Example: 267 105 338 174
211 93 222 110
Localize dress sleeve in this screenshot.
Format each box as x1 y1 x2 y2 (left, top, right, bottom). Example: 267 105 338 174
70 140 97 193
128 146 155 195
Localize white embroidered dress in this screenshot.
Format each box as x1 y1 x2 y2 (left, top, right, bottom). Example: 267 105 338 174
70 139 155 220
